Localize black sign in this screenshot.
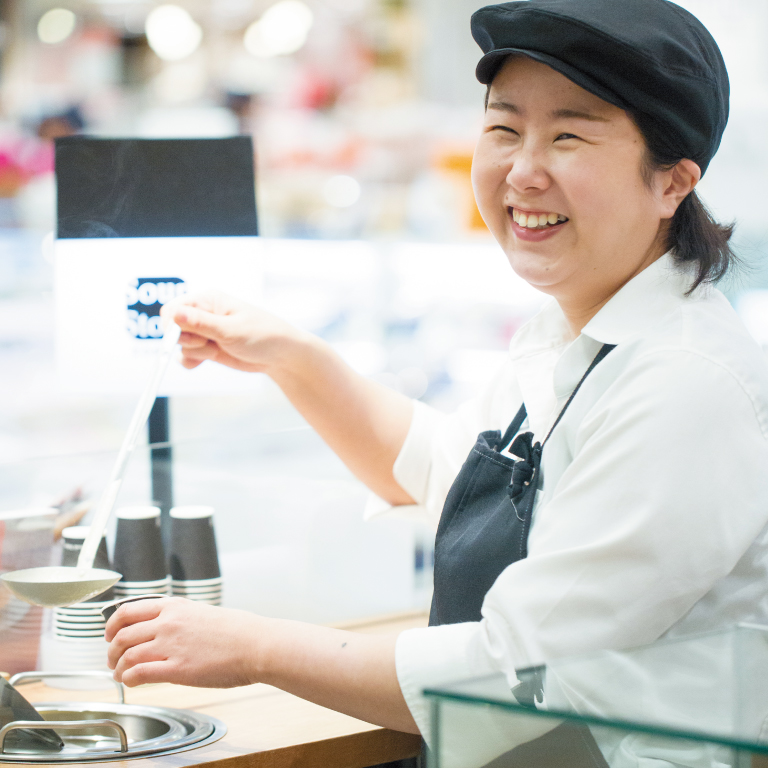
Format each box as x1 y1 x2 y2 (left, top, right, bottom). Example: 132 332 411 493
55 137 258 238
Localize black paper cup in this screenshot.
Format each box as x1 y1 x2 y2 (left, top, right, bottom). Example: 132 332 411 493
61 526 114 602
170 577 222 587
61 526 110 569
168 506 220 581
113 506 166 582
101 594 170 622
171 585 221 595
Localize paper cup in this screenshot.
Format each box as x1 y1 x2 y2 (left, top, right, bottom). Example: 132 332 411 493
54 617 106 627
113 507 166 582
101 594 170 622
168 507 221 581
170 577 222 587
54 628 105 638
61 526 114 602
116 577 170 588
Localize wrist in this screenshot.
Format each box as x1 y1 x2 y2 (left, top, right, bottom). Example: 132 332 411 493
267 329 328 385
245 614 283 686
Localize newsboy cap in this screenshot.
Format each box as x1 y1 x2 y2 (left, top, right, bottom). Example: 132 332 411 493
471 0 729 175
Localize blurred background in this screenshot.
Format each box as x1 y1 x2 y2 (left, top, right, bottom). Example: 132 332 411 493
1 0 768 665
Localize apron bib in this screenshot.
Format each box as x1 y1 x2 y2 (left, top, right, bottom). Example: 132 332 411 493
428 343 614 766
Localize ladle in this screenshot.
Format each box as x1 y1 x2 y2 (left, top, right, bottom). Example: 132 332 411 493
1 324 181 607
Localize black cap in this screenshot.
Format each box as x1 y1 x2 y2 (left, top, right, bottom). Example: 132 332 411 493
471 0 729 175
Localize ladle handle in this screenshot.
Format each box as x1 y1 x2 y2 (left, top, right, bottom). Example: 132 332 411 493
76 323 181 572
0 720 129 753
9 671 125 704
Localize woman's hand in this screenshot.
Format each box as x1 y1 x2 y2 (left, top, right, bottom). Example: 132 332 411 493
105 597 418 733
106 597 261 688
161 291 312 376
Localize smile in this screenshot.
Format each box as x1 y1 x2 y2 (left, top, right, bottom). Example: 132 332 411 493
511 207 569 229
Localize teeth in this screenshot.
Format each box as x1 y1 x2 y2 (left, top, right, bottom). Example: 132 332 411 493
512 208 567 228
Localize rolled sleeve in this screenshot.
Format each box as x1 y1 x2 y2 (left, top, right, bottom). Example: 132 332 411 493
396 622 561 767
393 400 446 506
395 621 499 743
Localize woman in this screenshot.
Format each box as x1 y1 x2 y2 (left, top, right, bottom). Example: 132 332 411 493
106 0 768 763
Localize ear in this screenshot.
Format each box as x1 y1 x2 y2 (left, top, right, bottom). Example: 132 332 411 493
659 159 701 219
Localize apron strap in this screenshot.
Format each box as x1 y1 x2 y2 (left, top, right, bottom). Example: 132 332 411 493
497 402 528 452
542 342 615 447
497 342 616 454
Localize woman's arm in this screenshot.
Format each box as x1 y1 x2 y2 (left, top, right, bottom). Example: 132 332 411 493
162 292 414 506
105 598 419 734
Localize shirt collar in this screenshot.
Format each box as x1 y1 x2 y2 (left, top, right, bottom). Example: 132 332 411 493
581 252 695 346
508 253 694 361
507 253 697 435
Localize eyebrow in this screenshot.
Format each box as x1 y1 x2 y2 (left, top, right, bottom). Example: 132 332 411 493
552 108 610 123
487 101 610 123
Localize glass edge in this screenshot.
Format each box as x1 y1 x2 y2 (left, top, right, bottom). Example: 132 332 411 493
421 689 768 756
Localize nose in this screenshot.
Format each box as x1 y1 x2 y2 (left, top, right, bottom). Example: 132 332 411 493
505 143 551 195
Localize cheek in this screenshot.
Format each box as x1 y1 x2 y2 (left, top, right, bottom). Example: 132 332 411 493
471 145 507 215
566 154 651 228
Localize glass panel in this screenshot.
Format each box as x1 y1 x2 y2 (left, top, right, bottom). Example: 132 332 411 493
426 625 768 768
0 426 432 673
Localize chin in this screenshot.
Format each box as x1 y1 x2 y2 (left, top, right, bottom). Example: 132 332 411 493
503 248 566 292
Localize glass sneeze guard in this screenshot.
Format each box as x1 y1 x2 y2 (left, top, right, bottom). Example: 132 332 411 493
424 624 768 768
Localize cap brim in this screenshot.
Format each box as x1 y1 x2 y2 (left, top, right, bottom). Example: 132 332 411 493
476 48 629 111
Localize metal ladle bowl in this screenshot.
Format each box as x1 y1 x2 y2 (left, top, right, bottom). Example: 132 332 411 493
0 567 121 608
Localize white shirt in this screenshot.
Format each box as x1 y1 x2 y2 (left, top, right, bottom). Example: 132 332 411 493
380 254 768 751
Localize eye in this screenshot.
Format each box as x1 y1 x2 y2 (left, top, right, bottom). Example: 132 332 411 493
490 125 518 135
555 133 579 141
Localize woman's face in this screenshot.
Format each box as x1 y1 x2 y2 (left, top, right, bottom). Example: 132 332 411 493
472 56 671 315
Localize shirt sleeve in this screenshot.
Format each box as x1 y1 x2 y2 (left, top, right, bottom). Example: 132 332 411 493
396 348 768 757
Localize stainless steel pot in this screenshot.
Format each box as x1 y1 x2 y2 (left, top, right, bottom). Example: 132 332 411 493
0 672 227 763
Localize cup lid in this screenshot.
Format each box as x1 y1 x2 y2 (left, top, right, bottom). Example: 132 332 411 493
61 526 93 541
170 506 214 519
116 506 161 520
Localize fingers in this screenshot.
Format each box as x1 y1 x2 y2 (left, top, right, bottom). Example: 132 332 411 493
178 331 209 349
110 635 165 683
178 339 224 369
161 291 240 342
105 599 166 642
119 660 180 688
163 303 232 344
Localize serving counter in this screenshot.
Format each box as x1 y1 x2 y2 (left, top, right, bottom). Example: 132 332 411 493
12 612 426 768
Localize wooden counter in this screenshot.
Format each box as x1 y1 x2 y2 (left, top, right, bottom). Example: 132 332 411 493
15 612 427 768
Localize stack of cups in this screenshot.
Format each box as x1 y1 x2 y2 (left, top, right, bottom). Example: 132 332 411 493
113 507 170 599
169 507 222 605
52 526 111 641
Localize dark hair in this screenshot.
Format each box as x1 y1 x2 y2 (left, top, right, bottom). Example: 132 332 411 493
630 110 737 294
483 82 737 294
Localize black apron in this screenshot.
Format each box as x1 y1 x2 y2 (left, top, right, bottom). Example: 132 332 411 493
428 343 615 767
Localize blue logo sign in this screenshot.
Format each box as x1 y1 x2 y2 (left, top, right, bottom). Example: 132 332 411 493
127 277 187 339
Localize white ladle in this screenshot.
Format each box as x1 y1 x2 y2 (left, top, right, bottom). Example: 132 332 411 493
1 323 182 607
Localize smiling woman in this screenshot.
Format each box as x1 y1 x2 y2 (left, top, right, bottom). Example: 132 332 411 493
472 55 702 332
104 2 768 768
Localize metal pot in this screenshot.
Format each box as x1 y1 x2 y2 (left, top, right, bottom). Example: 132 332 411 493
0 671 226 763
